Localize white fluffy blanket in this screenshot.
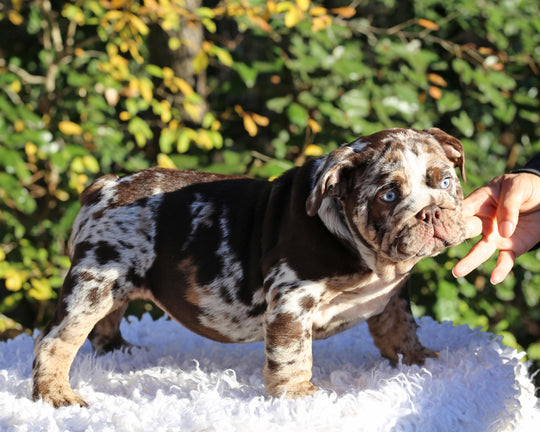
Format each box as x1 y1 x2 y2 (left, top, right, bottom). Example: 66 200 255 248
1 314 539 431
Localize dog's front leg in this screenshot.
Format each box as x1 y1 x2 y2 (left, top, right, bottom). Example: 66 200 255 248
262 278 321 398
367 285 438 366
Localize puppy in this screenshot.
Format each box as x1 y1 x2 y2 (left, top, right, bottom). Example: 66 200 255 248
33 128 466 407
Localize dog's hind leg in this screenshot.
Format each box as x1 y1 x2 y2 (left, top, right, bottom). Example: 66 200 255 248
32 269 119 407
88 304 136 354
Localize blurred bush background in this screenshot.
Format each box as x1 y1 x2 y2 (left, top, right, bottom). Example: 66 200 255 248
0 0 539 387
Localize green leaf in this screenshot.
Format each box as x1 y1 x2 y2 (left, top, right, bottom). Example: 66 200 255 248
493 104 516 124
128 117 153 147
287 103 308 128
528 342 540 361
451 111 474 137
436 91 462 114
146 64 164 78
267 95 293 114
234 63 258 88
339 89 370 118
0 148 32 181
0 173 36 214
159 128 177 154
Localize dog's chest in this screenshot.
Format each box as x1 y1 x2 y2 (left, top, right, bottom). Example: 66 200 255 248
311 273 405 339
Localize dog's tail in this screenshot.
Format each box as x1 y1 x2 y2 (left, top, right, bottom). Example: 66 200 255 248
66 174 119 258
79 174 119 207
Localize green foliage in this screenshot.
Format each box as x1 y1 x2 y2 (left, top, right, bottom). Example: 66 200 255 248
1 0 539 382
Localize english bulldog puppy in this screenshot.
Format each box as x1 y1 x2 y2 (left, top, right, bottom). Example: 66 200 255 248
32 127 466 407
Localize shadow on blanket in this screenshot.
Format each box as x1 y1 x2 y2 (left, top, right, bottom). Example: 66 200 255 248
0 315 538 431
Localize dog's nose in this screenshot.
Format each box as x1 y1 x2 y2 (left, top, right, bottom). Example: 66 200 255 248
416 204 442 225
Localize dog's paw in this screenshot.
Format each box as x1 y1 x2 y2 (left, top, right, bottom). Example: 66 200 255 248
401 346 439 366
95 340 145 356
34 387 88 408
269 380 318 398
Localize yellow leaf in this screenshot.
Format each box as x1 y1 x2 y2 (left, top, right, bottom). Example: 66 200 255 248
119 111 131 121
8 10 24 25
197 130 213 150
330 6 356 18
59 121 83 135
55 189 70 201
157 153 176 169
243 114 258 137
276 2 294 13
104 10 124 22
160 100 172 123
248 15 272 32
304 144 324 157
25 142 38 157
0 249 5 261
83 155 100 173
427 73 447 87
14 120 25 133
76 174 89 194
429 86 442 100
129 14 149 35
251 113 269 126
418 18 440 31
285 6 301 27
169 37 182 51
213 46 234 67
211 119 221 131
192 51 209 74
10 80 21 93
4 269 27 292
308 118 322 133
139 79 153 102
183 102 202 122
311 15 330 32
71 157 85 173
310 6 327 16
296 0 310 12
479 47 494 55
266 1 277 14
29 278 54 301
162 67 174 79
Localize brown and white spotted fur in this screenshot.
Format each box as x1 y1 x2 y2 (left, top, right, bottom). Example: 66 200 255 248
32 128 466 407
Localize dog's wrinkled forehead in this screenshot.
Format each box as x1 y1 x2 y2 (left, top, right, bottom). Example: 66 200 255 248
351 129 445 161
351 129 454 178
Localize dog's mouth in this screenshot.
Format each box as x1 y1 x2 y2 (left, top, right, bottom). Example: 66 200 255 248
384 218 463 262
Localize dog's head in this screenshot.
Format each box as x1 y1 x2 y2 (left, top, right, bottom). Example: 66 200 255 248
306 128 466 277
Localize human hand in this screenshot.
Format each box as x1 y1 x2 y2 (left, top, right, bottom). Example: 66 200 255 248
452 172 540 284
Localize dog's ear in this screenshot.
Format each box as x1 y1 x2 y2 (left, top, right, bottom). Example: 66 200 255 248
306 146 357 217
423 127 467 182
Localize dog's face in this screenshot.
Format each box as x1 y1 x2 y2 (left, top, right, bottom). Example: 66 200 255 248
306 128 466 276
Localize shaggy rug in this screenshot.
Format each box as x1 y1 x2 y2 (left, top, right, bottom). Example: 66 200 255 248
0 314 538 431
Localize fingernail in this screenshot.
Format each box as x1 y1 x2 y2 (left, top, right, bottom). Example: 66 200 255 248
500 221 514 238
452 266 466 278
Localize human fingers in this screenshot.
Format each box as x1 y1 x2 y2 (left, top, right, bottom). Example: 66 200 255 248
490 249 516 285
497 176 524 238
461 186 493 218
463 215 483 239
452 239 497 278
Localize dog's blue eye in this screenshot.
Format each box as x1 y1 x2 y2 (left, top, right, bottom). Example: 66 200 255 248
440 178 451 189
380 191 397 203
